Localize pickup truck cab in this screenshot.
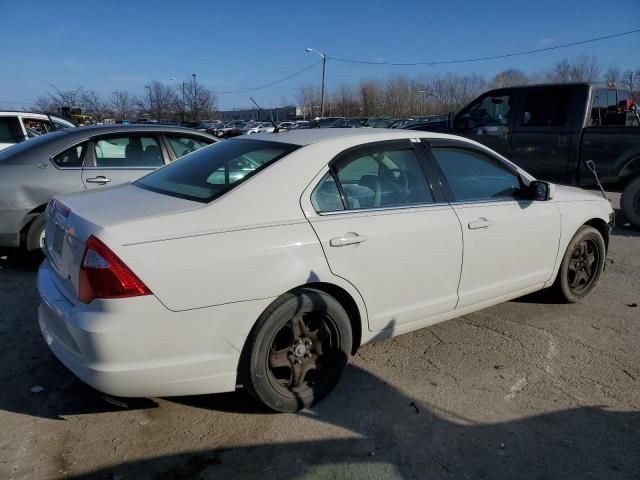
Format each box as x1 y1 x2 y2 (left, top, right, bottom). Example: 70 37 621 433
449 83 640 227
0 112 76 151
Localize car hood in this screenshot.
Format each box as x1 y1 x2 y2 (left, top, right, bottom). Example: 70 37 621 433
552 184 607 202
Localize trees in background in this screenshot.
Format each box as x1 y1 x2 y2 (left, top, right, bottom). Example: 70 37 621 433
24 56 639 121
30 80 217 122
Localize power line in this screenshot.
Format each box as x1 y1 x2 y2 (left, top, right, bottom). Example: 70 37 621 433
330 29 640 66
217 60 322 94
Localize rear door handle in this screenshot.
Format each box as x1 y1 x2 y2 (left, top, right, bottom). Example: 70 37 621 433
329 233 368 247
468 218 493 230
85 176 111 185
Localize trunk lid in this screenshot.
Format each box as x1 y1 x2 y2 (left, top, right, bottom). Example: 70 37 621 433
44 183 201 302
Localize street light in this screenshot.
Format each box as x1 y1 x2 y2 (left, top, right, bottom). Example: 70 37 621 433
191 73 197 121
170 77 186 122
305 48 326 118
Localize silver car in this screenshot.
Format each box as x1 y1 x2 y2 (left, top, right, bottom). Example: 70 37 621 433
0 124 216 250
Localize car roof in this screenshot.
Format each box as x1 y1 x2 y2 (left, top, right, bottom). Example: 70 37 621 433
58 124 217 139
236 127 449 146
0 111 51 118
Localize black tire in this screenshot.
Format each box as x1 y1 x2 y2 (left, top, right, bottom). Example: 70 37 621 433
621 176 640 229
240 288 352 412
26 213 47 251
553 225 606 303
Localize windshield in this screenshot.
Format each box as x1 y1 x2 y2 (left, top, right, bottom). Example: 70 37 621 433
135 139 299 203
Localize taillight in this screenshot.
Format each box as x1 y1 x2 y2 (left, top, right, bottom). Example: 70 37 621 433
79 235 151 303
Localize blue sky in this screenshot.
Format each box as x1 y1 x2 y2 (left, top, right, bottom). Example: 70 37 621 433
1 0 638 110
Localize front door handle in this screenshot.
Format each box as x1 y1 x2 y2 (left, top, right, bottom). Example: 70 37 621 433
468 218 493 230
329 233 368 247
85 176 111 185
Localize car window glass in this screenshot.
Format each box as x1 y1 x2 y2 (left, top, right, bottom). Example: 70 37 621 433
431 147 521 202
167 136 210 159
332 147 433 210
52 142 87 168
23 118 53 135
135 139 299 202
521 88 569 127
591 89 626 126
455 94 512 131
311 173 344 212
0 117 24 143
93 136 163 167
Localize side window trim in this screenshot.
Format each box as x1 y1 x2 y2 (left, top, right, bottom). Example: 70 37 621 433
49 138 92 170
425 139 524 204
315 139 437 214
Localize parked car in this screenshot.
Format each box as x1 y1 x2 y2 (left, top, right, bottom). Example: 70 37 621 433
38 128 612 413
329 117 367 128
0 112 76 151
0 124 216 251
429 82 640 227
211 123 244 138
243 122 275 134
296 117 344 129
277 121 298 130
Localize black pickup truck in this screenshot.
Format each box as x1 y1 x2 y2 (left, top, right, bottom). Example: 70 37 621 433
426 83 640 227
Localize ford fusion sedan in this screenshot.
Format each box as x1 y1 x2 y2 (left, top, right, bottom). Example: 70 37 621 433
0 124 216 251
37 129 613 412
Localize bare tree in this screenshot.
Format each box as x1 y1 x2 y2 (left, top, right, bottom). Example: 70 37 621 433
330 84 360 116
358 80 383 116
491 69 529 89
140 81 177 120
296 84 321 119
570 55 600 82
80 88 109 121
548 58 572 82
182 77 217 121
604 65 621 83
110 90 134 121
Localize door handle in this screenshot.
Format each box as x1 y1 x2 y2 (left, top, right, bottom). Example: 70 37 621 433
468 218 493 230
329 233 368 247
85 176 111 185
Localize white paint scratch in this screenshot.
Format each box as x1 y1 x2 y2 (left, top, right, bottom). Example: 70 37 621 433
505 376 527 400
545 337 559 373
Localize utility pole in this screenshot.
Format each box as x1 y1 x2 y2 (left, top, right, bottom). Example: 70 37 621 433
192 73 197 121
306 48 326 117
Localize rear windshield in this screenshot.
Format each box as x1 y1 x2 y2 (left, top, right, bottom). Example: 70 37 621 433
135 139 300 203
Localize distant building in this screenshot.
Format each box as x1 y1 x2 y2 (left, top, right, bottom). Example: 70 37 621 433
217 106 297 122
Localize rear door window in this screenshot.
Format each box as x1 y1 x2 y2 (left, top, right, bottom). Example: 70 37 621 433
52 143 87 168
166 135 211 159
520 88 570 127
93 136 163 167
0 117 24 143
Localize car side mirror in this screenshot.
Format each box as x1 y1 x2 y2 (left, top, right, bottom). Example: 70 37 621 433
528 180 553 201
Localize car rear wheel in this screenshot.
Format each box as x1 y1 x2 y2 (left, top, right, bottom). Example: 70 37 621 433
553 226 605 303
240 288 352 412
26 213 47 251
621 176 640 229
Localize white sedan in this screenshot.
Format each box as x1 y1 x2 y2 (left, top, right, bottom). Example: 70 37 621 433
38 129 613 412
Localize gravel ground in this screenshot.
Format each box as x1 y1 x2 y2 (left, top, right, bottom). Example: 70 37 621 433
0 193 638 480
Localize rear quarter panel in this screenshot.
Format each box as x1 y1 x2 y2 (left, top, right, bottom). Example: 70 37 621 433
579 127 640 188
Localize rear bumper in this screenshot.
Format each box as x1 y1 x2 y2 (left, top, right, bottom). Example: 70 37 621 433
37 260 272 397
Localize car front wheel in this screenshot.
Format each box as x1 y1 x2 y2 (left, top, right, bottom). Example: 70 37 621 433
240 288 352 412
553 225 606 303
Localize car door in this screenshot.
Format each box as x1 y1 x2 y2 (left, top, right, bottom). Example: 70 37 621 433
509 86 578 184
82 134 166 189
453 89 516 158
428 141 561 309
163 134 214 161
303 140 463 333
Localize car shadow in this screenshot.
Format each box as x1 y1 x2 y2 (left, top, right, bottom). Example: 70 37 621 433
0 247 43 272
64 364 639 480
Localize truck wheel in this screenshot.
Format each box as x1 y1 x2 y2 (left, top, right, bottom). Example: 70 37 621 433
553 226 605 303
240 288 352 412
620 176 640 229
26 213 47 251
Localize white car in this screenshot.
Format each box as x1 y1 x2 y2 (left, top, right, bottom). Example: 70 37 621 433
38 129 613 412
0 111 75 151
